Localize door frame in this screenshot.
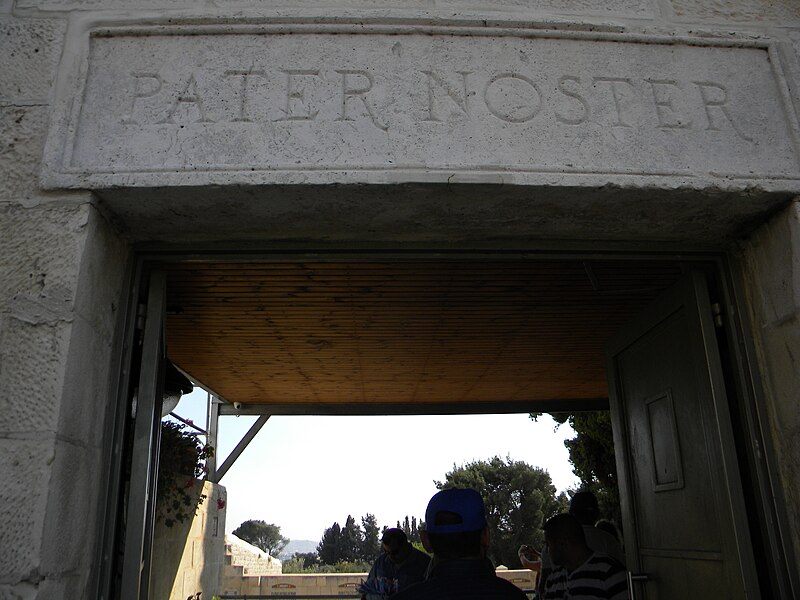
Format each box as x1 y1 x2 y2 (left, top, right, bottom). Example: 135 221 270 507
93 246 796 599
719 259 800 599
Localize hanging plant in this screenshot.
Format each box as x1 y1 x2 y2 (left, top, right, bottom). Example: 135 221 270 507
157 420 214 528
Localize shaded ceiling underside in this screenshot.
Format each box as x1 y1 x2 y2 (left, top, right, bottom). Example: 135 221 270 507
164 259 686 413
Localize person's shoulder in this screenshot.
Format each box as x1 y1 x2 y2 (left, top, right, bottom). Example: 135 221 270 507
410 546 431 560
583 525 621 548
586 551 625 572
494 576 530 599
406 547 431 567
542 565 568 594
583 528 625 565
482 572 529 599
585 553 628 598
369 551 393 575
390 576 443 600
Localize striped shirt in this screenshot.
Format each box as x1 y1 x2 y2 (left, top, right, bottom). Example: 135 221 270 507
543 552 628 600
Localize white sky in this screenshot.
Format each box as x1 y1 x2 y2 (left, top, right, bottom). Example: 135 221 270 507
172 388 579 543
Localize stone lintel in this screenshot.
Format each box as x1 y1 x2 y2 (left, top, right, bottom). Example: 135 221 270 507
42 22 800 193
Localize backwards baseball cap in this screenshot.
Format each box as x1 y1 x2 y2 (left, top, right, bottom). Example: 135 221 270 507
425 488 487 534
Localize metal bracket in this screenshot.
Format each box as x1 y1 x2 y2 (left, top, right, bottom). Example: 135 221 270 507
210 414 270 483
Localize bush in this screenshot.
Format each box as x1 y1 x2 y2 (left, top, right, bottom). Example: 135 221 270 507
283 558 371 574
157 420 214 527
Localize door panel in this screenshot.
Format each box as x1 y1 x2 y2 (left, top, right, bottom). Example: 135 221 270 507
607 272 758 600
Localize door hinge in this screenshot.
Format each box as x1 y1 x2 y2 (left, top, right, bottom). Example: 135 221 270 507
711 302 724 328
135 303 147 331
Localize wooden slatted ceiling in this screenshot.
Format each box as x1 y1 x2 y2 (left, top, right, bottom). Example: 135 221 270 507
164 260 684 409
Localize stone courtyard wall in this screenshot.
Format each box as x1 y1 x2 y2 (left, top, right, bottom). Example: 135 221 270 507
219 568 538 598
224 534 283 578
151 481 228 600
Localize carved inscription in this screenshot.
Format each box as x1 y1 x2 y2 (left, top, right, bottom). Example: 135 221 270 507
65 32 798 178
120 67 752 141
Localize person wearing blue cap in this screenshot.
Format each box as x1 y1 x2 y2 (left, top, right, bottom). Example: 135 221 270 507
392 488 529 600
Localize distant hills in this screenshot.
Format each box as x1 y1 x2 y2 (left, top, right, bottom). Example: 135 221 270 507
280 539 317 560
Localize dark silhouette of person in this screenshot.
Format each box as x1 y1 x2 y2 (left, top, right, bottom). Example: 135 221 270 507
540 513 627 600
519 490 624 593
361 528 430 599
392 488 528 600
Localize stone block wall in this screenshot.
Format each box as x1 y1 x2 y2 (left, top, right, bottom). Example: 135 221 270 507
0 199 129 597
1 10 130 598
219 568 538 597
220 571 366 598
0 15 65 206
496 568 539 592
151 481 228 600
225 534 283 576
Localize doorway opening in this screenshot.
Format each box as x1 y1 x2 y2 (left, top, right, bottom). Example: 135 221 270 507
104 250 769 600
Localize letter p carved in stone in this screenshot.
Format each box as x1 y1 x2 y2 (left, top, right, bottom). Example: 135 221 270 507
122 72 163 124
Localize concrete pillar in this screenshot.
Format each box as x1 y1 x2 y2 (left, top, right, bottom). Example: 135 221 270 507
0 200 129 598
739 199 800 573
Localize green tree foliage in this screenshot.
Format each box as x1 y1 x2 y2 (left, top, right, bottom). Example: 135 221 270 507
316 513 431 569
232 520 290 557
531 411 621 526
317 521 343 564
329 559 373 573
281 555 307 573
319 514 396 566
361 513 382 562
284 558 372 574
341 515 363 562
295 551 321 567
282 551 322 573
436 456 568 568
396 515 423 544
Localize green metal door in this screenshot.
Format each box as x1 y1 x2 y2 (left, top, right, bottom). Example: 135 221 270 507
607 272 758 599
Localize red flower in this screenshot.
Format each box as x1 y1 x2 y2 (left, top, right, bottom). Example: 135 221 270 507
184 479 195 488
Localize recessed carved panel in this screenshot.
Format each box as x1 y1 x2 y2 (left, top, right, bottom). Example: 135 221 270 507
670 0 800 23
645 389 685 492
43 24 800 188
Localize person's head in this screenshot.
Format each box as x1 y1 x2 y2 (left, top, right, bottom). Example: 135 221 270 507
421 488 489 559
569 490 600 525
543 513 588 568
381 528 410 561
